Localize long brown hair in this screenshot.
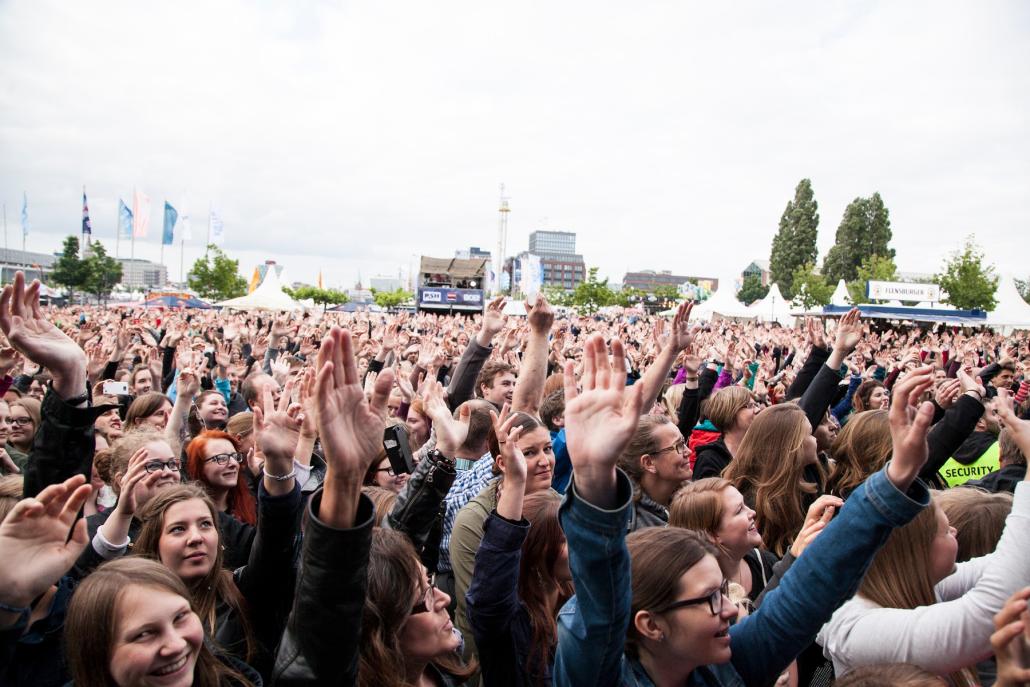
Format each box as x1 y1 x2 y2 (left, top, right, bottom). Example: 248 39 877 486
125 392 172 428
65 557 254 687
360 529 477 687
702 386 753 432
857 501 977 687
624 527 721 658
935 487 1012 562
134 483 255 660
185 430 257 526
669 477 739 575
853 380 886 413
826 410 892 498
722 404 823 556
519 491 567 682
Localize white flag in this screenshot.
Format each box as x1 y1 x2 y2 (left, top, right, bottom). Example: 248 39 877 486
209 211 224 245
179 194 192 241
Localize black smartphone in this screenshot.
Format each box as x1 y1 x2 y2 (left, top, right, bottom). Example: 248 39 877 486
383 425 415 475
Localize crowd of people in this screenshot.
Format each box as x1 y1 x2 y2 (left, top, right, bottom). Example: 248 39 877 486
0 269 1029 686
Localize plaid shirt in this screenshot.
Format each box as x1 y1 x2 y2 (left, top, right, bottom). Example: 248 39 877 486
437 452 495 573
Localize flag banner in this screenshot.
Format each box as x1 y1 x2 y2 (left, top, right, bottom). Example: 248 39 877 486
317 271 324 289
162 202 178 246
132 190 151 238
118 199 134 239
20 192 29 237
209 211 224 245
519 254 543 298
249 267 261 293
82 188 92 236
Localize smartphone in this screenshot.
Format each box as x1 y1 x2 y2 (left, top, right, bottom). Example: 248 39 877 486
383 425 415 476
102 381 129 396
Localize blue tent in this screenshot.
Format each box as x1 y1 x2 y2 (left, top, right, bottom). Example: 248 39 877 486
142 294 214 309
821 304 987 326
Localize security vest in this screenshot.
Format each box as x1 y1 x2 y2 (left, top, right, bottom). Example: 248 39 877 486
938 442 1001 488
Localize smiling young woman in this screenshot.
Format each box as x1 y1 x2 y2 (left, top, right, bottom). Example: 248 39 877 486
185 430 257 526
65 557 258 687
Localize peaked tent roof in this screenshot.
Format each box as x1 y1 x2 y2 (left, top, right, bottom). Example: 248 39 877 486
692 277 756 320
830 279 850 306
748 283 792 323
217 266 303 311
986 276 1030 329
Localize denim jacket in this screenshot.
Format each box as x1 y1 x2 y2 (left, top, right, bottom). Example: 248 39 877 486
552 464 929 687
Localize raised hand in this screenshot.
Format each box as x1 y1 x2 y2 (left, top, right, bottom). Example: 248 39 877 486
0 345 22 377
563 333 644 508
314 326 394 528
492 405 528 521
934 378 963 409
886 365 936 491
421 379 469 455
991 587 1030 687
0 475 91 609
253 385 301 491
789 494 843 557
995 389 1030 461
833 308 862 354
215 341 232 370
0 272 87 398
667 301 696 351
525 293 554 335
807 317 827 350
478 296 507 346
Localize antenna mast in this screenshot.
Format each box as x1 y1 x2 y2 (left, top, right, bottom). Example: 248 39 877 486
495 183 510 295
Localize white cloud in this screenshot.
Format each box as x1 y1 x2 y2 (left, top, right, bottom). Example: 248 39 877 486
1 0 1027 288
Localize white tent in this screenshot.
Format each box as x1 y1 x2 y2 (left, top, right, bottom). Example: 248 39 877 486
986 275 1030 332
692 277 756 321
748 283 793 324
830 279 850 306
217 266 304 311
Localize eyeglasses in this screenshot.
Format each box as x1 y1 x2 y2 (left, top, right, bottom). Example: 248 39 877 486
11 417 33 426
145 459 182 474
654 579 730 616
411 573 437 614
204 452 244 466
655 439 688 455
377 466 397 477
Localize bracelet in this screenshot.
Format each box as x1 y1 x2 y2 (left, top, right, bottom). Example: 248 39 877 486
264 467 297 482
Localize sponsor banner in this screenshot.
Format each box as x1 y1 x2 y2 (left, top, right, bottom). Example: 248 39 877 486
867 280 941 302
418 288 484 308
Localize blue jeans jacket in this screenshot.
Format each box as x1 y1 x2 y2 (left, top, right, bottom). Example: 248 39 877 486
553 465 930 687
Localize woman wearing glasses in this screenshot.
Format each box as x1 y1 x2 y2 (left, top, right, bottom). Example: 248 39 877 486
363 454 410 493
549 334 933 687
185 430 257 526
617 414 692 532
7 397 40 460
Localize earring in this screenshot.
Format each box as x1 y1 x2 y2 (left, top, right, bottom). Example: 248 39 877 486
658 632 666 642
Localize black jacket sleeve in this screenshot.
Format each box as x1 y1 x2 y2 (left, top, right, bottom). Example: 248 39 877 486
161 345 177 392
446 339 493 411
677 386 700 439
785 346 830 402
921 394 986 482
22 389 116 498
698 366 719 405
386 451 456 572
797 364 843 434
272 490 373 686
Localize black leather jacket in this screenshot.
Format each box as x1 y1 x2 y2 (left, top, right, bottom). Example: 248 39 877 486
272 489 373 686
386 449 457 572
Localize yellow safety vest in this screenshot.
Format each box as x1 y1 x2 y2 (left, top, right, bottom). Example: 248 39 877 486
938 442 1001 488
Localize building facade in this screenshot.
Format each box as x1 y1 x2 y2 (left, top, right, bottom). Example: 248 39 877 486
524 230 586 290
621 269 718 293
742 259 771 287
529 230 576 255
118 258 168 290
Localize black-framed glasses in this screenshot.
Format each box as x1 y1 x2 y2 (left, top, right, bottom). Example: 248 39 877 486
204 452 244 466
654 579 730 616
11 416 33 426
377 466 396 477
655 439 688 455
411 573 437 614
145 459 182 474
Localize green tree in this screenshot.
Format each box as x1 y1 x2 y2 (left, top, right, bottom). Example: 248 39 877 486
290 285 350 311
612 286 643 308
373 288 413 309
791 262 833 310
934 236 999 311
653 284 681 303
736 273 769 305
82 241 123 304
822 193 894 284
769 178 819 298
50 236 88 303
568 267 615 314
542 285 572 307
1016 278 1030 304
847 254 898 304
188 245 248 301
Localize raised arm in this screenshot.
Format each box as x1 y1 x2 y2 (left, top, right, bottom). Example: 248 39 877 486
637 301 694 416
511 295 554 416
447 296 505 409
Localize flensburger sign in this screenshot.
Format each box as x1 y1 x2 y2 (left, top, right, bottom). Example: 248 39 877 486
866 280 942 302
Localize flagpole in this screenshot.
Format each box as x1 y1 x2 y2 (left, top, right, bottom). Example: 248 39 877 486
116 202 121 259
180 238 185 284
131 188 136 261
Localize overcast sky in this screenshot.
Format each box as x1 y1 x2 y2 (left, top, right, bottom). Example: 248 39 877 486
1 1 1027 290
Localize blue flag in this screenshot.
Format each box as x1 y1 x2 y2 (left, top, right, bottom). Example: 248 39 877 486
82 188 92 236
118 199 133 239
20 192 29 237
162 201 178 246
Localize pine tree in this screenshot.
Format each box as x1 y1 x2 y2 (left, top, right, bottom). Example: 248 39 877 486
737 273 769 305
769 179 819 298
823 193 895 284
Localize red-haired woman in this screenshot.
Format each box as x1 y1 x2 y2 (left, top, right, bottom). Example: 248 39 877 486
185 429 257 526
